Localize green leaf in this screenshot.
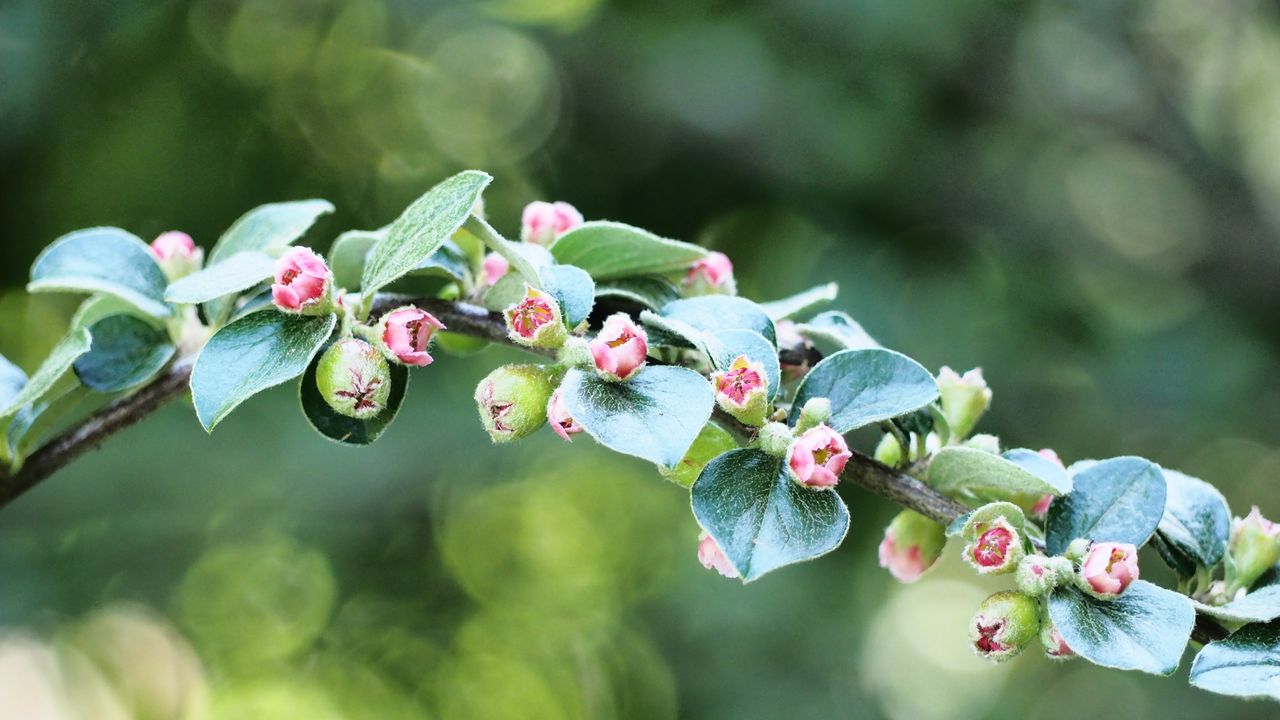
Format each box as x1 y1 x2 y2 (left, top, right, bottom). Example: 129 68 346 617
560 366 714 470
6 385 98 467
164 251 275 305
413 240 473 286
1157 469 1230 571
704 329 781 400
659 296 776 345
540 264 595 327
1002 448 1073 493
0 329 92 421
1044 456 1167 556
467 214 551 287
329 229 384 290
1048 580 1195 675
760 283 839 321
191 311 336 432
549 221 708 280
795 311 878 355
594 276 680 311
691 448 850 582
28 228 171 318
788 348 938 434
206 200 335 266
362 171 492 294
1191 620 1280 700
481 273 529 313
928 447 1068 505
0 354 27 410
299 350 408 446
70 294 165 333
73 315 175 392
660 421 738 489
1194 586 1280 624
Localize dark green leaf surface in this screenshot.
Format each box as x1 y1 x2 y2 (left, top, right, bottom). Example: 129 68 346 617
788 349 938 434
1195 586 1280 624
28 227 171 317
73 315 175 392
928 447 1068 503
1044 456 1166 555
560 366 714 470
540 264 595 327
70 294 165 333
362 170 491 294
658 296 776 345
550 221 707 280
1049 581 1194 675
413 241 473 286
0 329 93 421
760 283 838 321
691 448 850 582
1190 619 1280 700
299 352 408 446
164 251 275 305
594 276 680 311
795 311 878 354
191 311 336 431
1157 469 1230 570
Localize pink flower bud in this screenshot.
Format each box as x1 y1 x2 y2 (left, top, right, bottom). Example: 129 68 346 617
1079 541 1139 597
521 201 583 247
1030 494 1054 517
785 424 851 489
504 286 566 349
711 355 768 426
1040 621 1076 660
379 306 444 367
1038 448 1064 467
697 531 739 579
969 591 1040 663
272 246 332 314
149 231 203 281
546 387 583 442
588 313 648 382
684 251 735 295
1227 506 1280 592
877 509 946 583
315 339 392 419
482 252 510 286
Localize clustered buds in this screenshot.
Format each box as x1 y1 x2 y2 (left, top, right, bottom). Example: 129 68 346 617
1227 506 1280 593
378 306 444 367
969 591 1040 662
711 355 768 426
521 200 583 247
1078 541 1139 599
1014 554 1074 597
546 387 583 442
785 424 850 489
683 251 735 296
474 364 555 443
697 531 739 579
149 231 203 281
504 286 566 349
316 339 392 420
272 246 333 315
589 313 648 382
482 252 509 286
877 509 946 583
935 366 991 439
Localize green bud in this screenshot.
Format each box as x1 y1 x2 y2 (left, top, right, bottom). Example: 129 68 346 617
1064 538 1091 563
1015 554 1074 596
556 335 593 370
969 591 1040 663
963 433 1001 454
936 366 991 439
794 397 831 434
874 433 903 467
1226 506 1280 593
1039 617 1076 660
757 422 793 457
878 509 946 583
474 364 555 443
315 339 392 420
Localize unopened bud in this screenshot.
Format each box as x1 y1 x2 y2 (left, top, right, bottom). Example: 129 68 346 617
546 387 583 442
377 306 444 367
936 366 991 439
589 313 648 381
482 252 509 286
1039 618 1076 660
712 356 768 426
272 246 333 315
316 339 392 419
504 286 567 349
1078 542 1140 599
683 251 736 296
149 231 203 281
1227 506 1280 592
961 503 1026 576
474 364 555 443
877 509 946 583
1064 538 1091 563
874 433 903 467
794 397 831 434
969 591 1040 663
785 424 851 489
1015 554 1074 596
521 200 583 247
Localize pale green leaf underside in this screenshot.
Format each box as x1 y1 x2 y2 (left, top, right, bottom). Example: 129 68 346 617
550 221 708 280
165 251 276 304
0 329 93 421
760 283 838 321
206 199 335 265
927 447 1069 503
28 227 171 318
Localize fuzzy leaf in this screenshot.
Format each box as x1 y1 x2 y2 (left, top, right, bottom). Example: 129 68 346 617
206 200 334 266
1190 619 1280 700
560 366 714 470
550 221 708 280
540 264 595 327
1002 448 1073 494
1157 468 1230 571
73 315 175 392
165 251 275 305
1048 580 1195 675
28 228 171 318
660 421 738 489
658 296 776 345
0 329 92 421
928 447 1070 504
299 349 408 446
362 171 491 294
691 448 850 582
1044 456 1167 555
594 276 680 311
788 348 938 434
191 311 336 432
795 311 878 354
70 295 165 333
760 283 838 321
1194 586 1280 625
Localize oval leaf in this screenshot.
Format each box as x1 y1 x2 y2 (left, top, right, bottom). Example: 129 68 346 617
191 311 336 432
691 448 850 582
658 296 776 345
28 228 171 318
329 228 383 290
299 351 408 446
1195 586 1280 624
206 199 334 265
789 348 938 434
1048 581 1195 675
71 295 165 333
928 447 1069 504
660 421 738 489
1044 456 1167 556
1002 448 1073 494
594 276 680 311
760 283 838 321
550 221 708 280
540 264 595 328
795 311 878 354
560 366 714 469
362 171 492 294
164 251 275 305
467 215 550 287
73 315 175 392
0 329 92 421
1157 468 1230 571
1190 619 1280 700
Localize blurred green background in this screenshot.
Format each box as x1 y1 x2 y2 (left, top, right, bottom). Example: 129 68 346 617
2 0 1280 718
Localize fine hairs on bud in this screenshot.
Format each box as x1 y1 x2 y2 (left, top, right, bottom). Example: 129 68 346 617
794 397 831 433
758 422 793 457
